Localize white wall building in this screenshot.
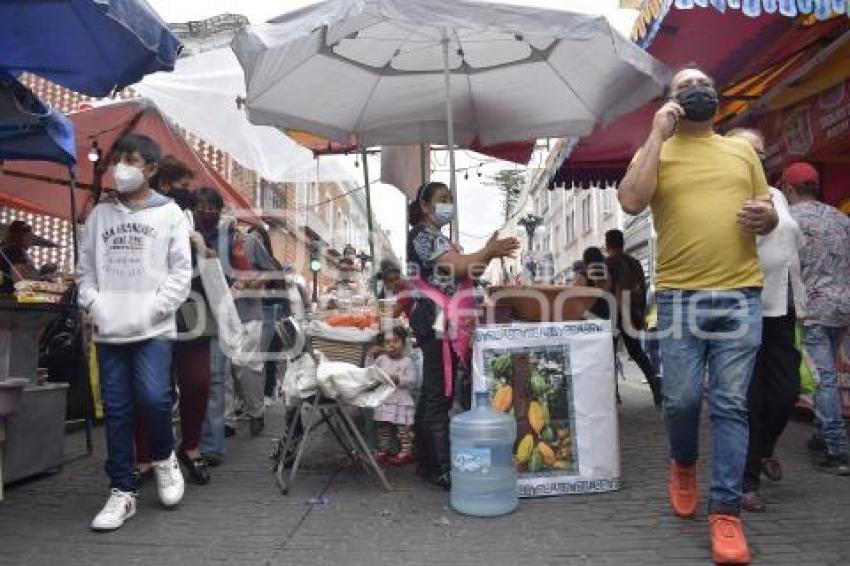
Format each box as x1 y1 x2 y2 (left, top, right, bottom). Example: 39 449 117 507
521 141 624 283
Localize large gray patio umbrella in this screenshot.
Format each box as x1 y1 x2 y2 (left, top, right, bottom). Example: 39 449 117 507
232 0 669 243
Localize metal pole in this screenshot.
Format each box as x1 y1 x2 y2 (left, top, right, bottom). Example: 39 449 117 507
69 166 92 455
69 167 79 264
441 30 458 244
312 270 318 305
361 148 375 266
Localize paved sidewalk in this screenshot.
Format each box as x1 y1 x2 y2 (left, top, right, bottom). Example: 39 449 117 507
1 362 849 566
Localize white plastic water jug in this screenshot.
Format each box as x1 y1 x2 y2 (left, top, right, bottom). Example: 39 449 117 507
450 392 518 517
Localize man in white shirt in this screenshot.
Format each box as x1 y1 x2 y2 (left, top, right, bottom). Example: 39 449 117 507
727 129 806 512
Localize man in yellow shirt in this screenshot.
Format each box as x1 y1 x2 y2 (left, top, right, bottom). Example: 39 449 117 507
619 68 777 565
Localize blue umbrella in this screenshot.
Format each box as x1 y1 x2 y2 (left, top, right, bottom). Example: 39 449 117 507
0 0 181 97
0 70 80 261
0 72 76 165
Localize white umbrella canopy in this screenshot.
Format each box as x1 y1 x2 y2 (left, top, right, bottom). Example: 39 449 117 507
232 0 669 148
135 47 354 183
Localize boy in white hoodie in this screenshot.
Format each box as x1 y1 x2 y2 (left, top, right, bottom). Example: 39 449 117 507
77 134 192 531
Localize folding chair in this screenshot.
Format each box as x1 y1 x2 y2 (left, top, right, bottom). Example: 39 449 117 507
270 336 391 495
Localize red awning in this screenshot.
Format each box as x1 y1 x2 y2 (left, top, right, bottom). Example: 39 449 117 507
289 130 535 167
552 7 802 186
0 98 254 222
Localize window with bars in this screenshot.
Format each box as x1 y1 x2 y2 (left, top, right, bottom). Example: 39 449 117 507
260 181 284 211
565 210 576 245
581 196 592 233
601 188 616 216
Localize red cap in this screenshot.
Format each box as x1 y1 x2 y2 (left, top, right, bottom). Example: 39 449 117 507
781 162 819 187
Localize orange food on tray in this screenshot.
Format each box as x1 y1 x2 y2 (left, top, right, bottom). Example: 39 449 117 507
324 313 378 329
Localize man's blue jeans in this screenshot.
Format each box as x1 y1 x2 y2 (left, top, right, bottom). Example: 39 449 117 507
803 324 849 455
98 339 174 492
657 289 762 516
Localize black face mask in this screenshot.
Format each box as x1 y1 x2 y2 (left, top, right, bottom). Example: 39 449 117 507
195 211 220 233
675 84 719 123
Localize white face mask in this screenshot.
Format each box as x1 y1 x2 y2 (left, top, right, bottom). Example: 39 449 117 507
112 162 146 194
434 203 455 226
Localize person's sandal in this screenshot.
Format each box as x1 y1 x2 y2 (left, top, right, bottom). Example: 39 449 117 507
429 471 451 491
178 449 211 485
388 452 414 466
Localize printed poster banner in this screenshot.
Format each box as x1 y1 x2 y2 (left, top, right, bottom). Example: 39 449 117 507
760 79 850 172
473 321 619 498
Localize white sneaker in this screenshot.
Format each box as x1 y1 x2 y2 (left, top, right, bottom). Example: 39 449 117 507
153 451 185 507
91 489 136 531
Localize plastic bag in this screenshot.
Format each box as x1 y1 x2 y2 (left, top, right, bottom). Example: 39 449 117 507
197 257 272 373
796 324 815 396
316 362 396 408
282 353 320 403
198 256 245 355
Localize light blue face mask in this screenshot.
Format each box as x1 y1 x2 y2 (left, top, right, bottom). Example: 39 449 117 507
433 203 455 226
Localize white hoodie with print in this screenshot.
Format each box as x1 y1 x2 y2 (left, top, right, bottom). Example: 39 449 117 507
76 192 192 344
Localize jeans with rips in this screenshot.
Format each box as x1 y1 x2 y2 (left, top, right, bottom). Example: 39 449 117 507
657 289 762 516
803 324 849 455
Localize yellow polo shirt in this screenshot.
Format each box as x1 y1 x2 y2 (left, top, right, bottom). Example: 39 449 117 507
650 133 768 290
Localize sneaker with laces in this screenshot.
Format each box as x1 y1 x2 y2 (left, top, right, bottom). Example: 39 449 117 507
153 451 185 507
91 489 136 531
668 460 699 518
709 514 751 564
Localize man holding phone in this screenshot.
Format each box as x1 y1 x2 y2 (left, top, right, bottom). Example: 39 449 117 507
619 68 777 565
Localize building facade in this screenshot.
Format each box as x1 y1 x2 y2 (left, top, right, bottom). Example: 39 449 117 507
510 139 624 284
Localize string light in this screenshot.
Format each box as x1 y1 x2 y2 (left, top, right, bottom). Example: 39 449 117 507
87 140 101 163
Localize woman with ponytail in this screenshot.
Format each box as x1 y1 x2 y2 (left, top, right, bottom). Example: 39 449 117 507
406 182 519 489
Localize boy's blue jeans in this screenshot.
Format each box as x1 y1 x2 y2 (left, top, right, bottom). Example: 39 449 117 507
98 339 174 492
657 289 762 516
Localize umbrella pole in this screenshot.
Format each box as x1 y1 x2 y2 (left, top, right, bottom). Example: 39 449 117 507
441 30 459 244
362 148 375 268
69 167 79 266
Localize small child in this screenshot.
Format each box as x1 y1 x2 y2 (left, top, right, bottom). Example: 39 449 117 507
373 326 416 465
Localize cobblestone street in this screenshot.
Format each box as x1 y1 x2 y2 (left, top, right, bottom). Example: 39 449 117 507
2 362 849 566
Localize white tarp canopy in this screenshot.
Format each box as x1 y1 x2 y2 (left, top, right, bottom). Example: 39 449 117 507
135 47 355 183
231 0 668 147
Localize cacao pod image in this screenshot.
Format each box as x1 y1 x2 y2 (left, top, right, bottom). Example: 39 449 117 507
528 401 545 434
492 385 513 412
541 403 550 424
515 434 534 465
528 445 543 473
537 442 556 467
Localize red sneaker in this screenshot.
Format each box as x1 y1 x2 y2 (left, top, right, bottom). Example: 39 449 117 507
709 514 751 564
388 452 414 466
668 461 699 518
